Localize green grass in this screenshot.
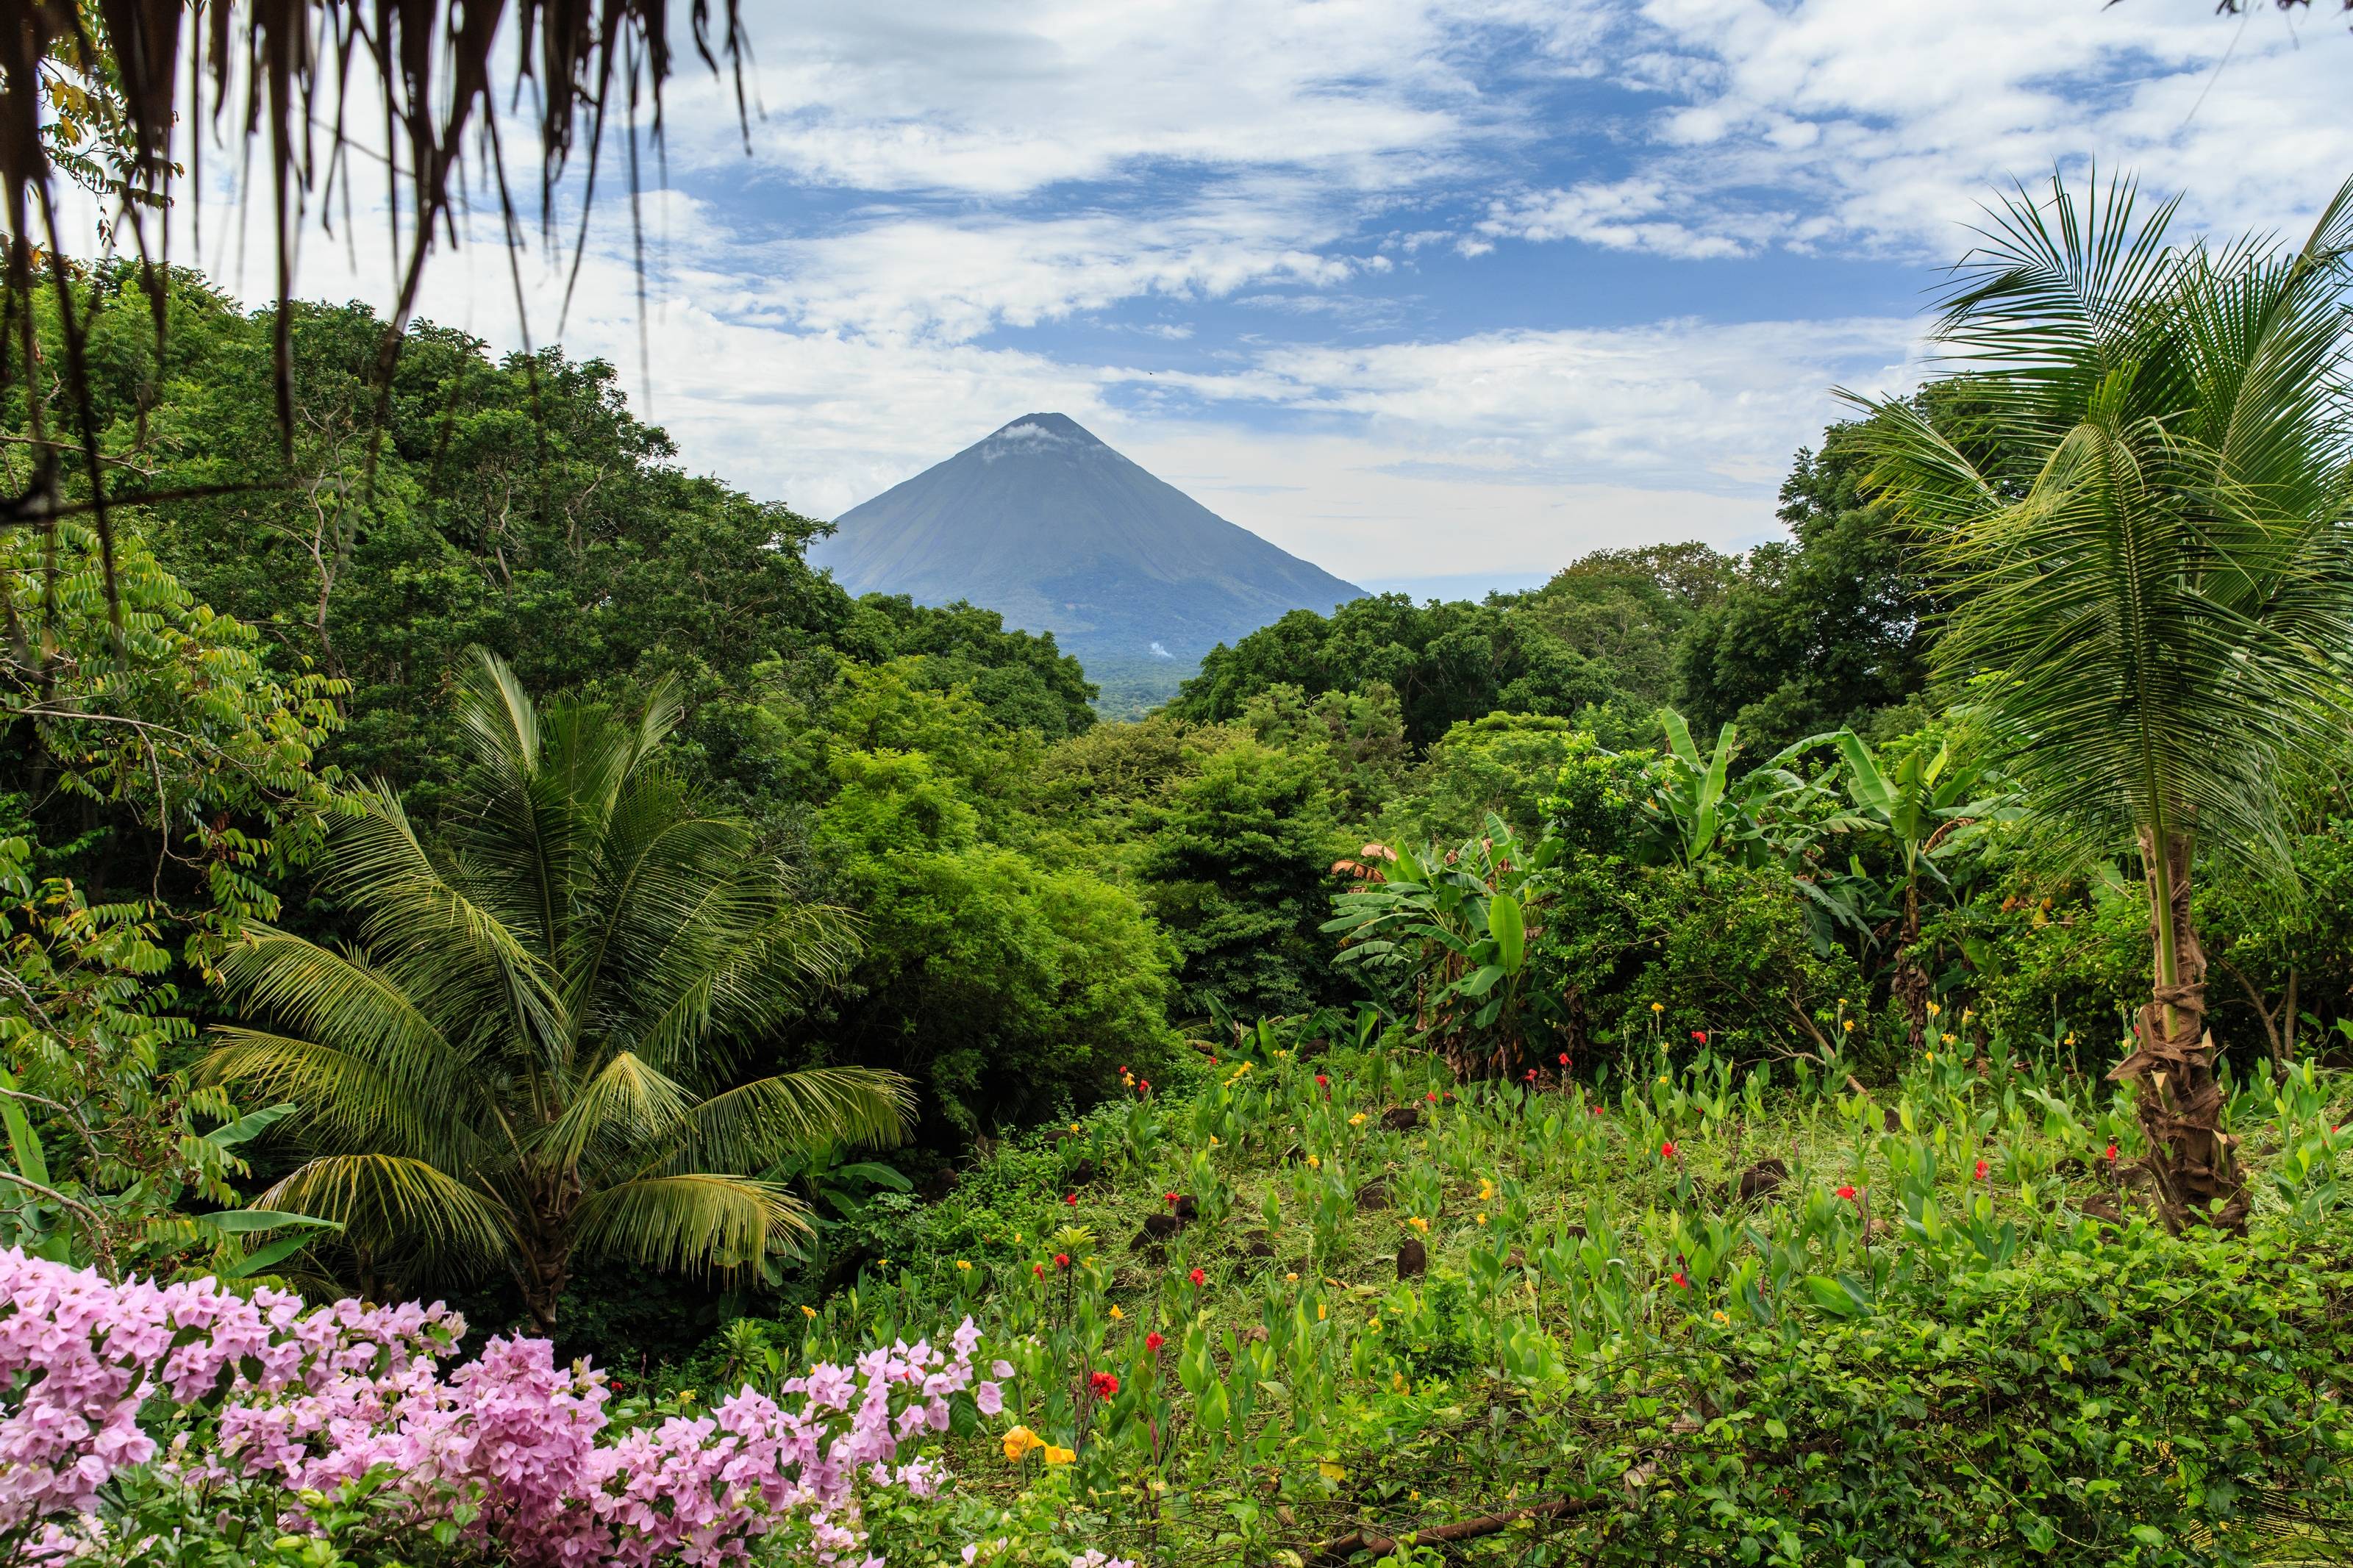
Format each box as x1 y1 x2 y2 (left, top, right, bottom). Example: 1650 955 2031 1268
669 1030 2353 1567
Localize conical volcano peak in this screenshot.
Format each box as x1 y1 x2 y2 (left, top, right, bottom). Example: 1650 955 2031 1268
982 412 1106 454
813 413 1362 711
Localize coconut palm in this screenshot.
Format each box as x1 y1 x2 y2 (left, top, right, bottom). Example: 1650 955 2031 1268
1851 171 2353 1230
202 651 910 1326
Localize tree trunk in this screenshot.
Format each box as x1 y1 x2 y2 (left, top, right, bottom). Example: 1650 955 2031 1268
1893 878 1930 1052
2108 827 2248 1232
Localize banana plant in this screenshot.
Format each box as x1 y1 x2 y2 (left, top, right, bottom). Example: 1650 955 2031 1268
1816 729 2018 1045
1641 712 1821 870
1324 817 1564 1079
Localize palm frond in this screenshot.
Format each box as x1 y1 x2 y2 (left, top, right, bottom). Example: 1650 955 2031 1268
201 1030 491 1170
569 1173 811 1274
657 1067 915 1178
257 1155 520 1276
538 1050 694 1172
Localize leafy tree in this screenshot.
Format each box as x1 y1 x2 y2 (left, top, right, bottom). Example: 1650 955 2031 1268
812 742 1176 1134
1507 543 1735 706
1856 171 2353 1229
1174 595 1619 748
202 654 910 1325
1140 739 1346 1019
1674 414 1946 753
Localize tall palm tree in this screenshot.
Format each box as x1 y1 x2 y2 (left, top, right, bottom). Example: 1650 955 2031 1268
1852 171 2353 1231
202 652 910 1326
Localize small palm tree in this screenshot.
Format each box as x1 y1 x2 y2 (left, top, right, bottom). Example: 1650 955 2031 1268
1852 171 2353 1230
204 652 911 1325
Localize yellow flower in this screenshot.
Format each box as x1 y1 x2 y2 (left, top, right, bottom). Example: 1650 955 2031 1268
1209 1136 1221 1146
1940 1033 1956 1045
1651 1002 1665 1014
1285 1271 1299 1282
1367 1316 1381 1331
800 1305 818 1318
1927 1001 1941 1017
955 1259 973 1272
1477 1178 1495 1200
1407 1216 1429 1233
1043 1445 1077 1466
1712 1310 1730 1325
1069 1123 1082 1134
1476 1212 1488 1226
1408 1489 1420 1500
1843 1020 1857 1032
876 1259 889 1270
1108 1306 1124 1320
1838 996 1850 1006
1349 1113 1367 1126
1012 1232 1022 1244
1003 1425 1044 1462
1317 1302 1327 1320
1925 1052 1935 1064
1307 1155 1321 1169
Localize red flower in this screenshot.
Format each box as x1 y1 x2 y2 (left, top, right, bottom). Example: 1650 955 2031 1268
1691 1029 1707 1044
1188 1267 1207 1286
1670 1271 1690 1289
1974 1159 1989 1181
1064 1192 1079 1206
1425 1091 1439 1103
1033 1263 1046 1278
1138 1080 1151 1095
1835 1184 1858 1202
1090 1371 1120 1400
1588 1105 1602 1116
1660 1140 1677 1159
1165 1192 1180 1205
1557 1053 1570 1066
1315 1074 1329 1089
1145 1331 1165 1353
2104 1142 2119 1161
1524 1068 1538 1081
1054 1253 1071 1269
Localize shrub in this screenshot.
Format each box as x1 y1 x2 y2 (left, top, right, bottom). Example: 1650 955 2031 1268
0 1250 986 1567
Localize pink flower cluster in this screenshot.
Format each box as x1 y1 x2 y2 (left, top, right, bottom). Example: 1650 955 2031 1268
1 1250 988 1567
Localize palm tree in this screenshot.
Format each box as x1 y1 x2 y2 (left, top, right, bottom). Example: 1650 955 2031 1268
1852 171 2353 1231
202 652 911 1326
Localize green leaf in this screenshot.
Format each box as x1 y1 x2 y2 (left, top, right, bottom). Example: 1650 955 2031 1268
218 1233 320 1279
1486 892 1525 975
0 1069 50 1186
194 1208 346 1236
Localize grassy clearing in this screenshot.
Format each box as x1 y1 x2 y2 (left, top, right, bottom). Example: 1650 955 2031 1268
663 1026 2353 1567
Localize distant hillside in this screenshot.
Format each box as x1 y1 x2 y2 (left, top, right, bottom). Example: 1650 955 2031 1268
812 414 1362 709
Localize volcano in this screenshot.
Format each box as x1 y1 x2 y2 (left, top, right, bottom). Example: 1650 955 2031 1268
812 414 1361 706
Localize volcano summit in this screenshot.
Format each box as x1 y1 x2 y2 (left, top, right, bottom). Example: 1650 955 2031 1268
813 415 1361 706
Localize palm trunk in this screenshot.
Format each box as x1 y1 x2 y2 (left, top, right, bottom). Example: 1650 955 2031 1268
2108 826 2248 1232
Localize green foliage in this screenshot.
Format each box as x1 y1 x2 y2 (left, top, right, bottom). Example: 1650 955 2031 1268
1140 738 1346 1020
202 653 912 1324
685 1027 2353 1568
1173 593 1622 748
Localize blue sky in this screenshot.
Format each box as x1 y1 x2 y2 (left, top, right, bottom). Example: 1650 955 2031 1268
225 0 2353 596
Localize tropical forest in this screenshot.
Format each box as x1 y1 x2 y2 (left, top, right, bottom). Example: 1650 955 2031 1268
7 6 2353 1568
